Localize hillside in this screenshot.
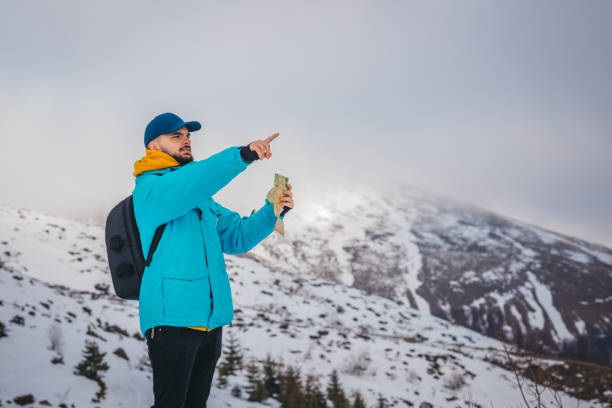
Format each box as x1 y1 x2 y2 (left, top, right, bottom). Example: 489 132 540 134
251 187 612 366
0 203 609 406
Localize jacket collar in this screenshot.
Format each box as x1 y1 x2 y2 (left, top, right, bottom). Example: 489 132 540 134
133 149 181 177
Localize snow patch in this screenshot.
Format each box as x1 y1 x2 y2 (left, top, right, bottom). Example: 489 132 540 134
461 270 479 284
517 284 545 330
510 305 526 333
574 319 586 335
563 250 590 264
482 267 504 282
527 272 574 342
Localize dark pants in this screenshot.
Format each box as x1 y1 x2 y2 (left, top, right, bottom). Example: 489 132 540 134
145 325 223 408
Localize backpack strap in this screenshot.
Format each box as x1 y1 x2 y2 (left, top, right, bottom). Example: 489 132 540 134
143 170 174 268
145 224 166 267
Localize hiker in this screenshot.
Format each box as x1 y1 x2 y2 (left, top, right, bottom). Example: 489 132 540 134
132 112 293 407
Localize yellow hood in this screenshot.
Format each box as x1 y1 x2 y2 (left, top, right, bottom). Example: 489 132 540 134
133 149 181 177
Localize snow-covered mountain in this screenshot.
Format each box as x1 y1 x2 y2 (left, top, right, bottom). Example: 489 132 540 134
251 186 612 367
0 202 609 407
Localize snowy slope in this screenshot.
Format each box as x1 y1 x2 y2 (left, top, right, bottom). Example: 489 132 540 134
0 205 111 292
250 187 612 366
0 203 607 407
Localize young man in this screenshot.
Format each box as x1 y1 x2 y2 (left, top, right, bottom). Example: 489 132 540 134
132 112 293 407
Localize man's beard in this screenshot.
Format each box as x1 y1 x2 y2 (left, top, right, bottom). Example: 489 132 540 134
161 146 194 165
175 153 194 165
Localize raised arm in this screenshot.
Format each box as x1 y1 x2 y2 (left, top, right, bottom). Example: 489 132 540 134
134 146 251 227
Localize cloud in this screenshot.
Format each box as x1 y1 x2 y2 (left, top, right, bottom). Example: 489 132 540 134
0 0 611 247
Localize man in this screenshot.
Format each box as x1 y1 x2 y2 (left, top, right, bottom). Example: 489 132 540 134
132 112 294 407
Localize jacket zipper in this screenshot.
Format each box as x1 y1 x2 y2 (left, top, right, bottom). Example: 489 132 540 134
196 208 208 268
196 207 214 311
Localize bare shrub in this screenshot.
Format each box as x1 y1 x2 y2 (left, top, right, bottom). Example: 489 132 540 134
303 343 314 361
341 348 372 376
405 368 420 384
501 343 570 408
48 323 64 362
442 369 466 390
113 348 129 361
13 394 35 405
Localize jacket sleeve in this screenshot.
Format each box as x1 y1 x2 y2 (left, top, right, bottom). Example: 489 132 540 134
211 197 284 255
135 146 251 227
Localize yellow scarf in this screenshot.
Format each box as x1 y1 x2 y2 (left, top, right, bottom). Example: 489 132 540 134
133 149 211 332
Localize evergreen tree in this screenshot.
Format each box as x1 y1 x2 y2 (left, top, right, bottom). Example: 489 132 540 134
313 383 328 408
73 340 110 402
326 370 349 408
74 340 109 380
246 361 269 402
304 375 327 408
352 392 366 408
221 330 243 375
263 353 281 398
248 379 270 402
304 376 317 408
245 361 259 395
278 364 305 408
216 361 230 388
376 395 386 408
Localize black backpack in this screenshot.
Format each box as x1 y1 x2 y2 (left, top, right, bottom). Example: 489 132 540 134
105 195 166 300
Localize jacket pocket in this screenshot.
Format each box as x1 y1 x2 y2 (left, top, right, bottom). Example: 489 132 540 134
162 274 212 319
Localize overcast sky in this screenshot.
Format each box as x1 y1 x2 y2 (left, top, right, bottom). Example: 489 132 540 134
1 1 611 248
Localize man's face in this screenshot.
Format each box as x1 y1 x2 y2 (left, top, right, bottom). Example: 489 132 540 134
147 126 193 165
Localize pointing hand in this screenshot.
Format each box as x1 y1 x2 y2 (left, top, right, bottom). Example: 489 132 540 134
248 133 279 160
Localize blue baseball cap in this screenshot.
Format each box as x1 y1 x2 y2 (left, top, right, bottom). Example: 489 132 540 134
144 112 202 147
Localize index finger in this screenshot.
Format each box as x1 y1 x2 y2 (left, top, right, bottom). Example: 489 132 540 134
265 132 280 143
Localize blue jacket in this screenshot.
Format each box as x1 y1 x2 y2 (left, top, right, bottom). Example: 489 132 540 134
132 146 282 336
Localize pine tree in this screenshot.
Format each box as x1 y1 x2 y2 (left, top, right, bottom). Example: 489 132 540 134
326 370 349 408
304 376 317 408
313 383 328 408
221 330 243 376
304 375 327 408
278 364 305 408
263 353 281 398
352 392 366 408
249 379 270 402
216 361 230 388
245 361 259 395
73 340 110 402
376 395 386 408
246 361 269 402
74 340 109 380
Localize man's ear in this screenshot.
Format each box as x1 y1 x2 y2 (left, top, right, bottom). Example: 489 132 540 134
147 137 161 151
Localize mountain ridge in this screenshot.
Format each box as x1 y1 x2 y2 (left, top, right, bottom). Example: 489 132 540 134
249 186 612 366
